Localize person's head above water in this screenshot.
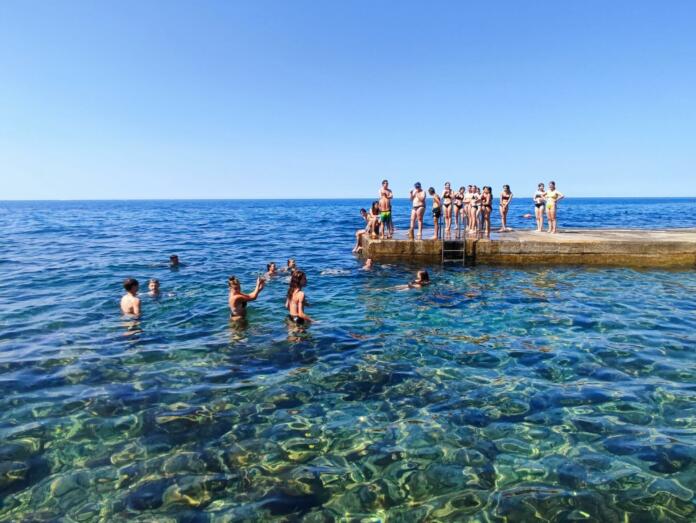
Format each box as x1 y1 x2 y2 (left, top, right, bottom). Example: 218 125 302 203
148 278 160 294
287 258 296 269
416 270 430 283
287 270 307 296
123 278 139 294
364 258 373 269
169 254 179 266
227 276 241 291
267 262 277 273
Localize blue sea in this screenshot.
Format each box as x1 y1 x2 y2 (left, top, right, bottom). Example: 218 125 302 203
1 198 696 521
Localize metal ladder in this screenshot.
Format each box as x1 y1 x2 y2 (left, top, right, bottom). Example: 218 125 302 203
442 239 466 264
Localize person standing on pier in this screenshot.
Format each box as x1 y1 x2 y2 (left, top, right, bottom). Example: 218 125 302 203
499 185 513 232
545 181 564 233
442 182 453 239
534 183 546 232
454 187 465 238
409 182 426 240
428 187 442 239
481 186 493 238
379 180 394 239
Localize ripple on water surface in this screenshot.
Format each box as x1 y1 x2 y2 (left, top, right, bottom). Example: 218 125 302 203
1 200 696 521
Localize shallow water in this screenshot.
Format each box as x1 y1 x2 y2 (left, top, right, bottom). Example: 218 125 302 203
1 198 696 521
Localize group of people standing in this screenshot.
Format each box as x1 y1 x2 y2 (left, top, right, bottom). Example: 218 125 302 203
352 180 565 249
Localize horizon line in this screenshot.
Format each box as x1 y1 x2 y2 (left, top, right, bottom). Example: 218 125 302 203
2 196 696 202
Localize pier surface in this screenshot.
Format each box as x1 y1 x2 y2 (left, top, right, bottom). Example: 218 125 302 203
361 228 696 268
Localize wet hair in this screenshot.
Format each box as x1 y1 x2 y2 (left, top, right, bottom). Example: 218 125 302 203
287 258 295 267
123 278 139 292
428 187 435 195
170 255 178 261
228 276 240 288
371 201 380 213
149 278 159 284
287 270 307 301
418 270 430 283
266 263 275 271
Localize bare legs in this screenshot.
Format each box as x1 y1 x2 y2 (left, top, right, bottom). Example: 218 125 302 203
444 205 452 239
547 205 558 233
409 208 424 239
499 205 508 232
483 208 491 238
535 205 544 232
432 213 440 240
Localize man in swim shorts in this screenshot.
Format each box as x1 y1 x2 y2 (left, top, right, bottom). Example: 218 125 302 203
378 180 394 238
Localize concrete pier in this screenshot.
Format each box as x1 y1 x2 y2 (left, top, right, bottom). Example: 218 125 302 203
360 229 696 268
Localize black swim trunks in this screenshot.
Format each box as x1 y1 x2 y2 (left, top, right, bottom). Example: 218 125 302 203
432 207 441 219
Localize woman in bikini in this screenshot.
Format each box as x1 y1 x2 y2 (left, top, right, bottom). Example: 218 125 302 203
454 186 465 238
442 182 453 239
428 187 442 239
533 183 546 232
545 181 564 233
463 185 474 233
408 182 426 240
499 184 513 232
469 186 482 234
228 275 265 321
286 270 313 325
369 200 381 239
481 186 493 238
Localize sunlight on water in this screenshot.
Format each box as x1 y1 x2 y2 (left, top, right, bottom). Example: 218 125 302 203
1 199 695 521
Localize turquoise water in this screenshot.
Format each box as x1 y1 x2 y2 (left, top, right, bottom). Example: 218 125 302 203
1 199 696 521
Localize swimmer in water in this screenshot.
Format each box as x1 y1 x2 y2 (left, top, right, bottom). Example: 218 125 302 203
284 258 297 274
286 270 313 325
228 275 265 321
408 270 430 289
148 278 160 297
266 262 278 278
363 258 373 270
120 278 141 316
169 254 180 268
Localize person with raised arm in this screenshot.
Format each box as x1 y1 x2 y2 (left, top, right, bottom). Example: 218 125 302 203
408 182 426 240
228 275 265 321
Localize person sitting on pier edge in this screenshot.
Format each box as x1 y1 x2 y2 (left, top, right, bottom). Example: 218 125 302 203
409 270 430 289
379 180 394 239
228 275 265 321
352 208 369 253
409 182 426 240
286 270 313 325
369 201 381 239
428 187 442 240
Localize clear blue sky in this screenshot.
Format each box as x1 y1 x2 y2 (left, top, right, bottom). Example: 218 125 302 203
1 1 694 199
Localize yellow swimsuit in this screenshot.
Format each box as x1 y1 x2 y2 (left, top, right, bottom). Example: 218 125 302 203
546 190 559 209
